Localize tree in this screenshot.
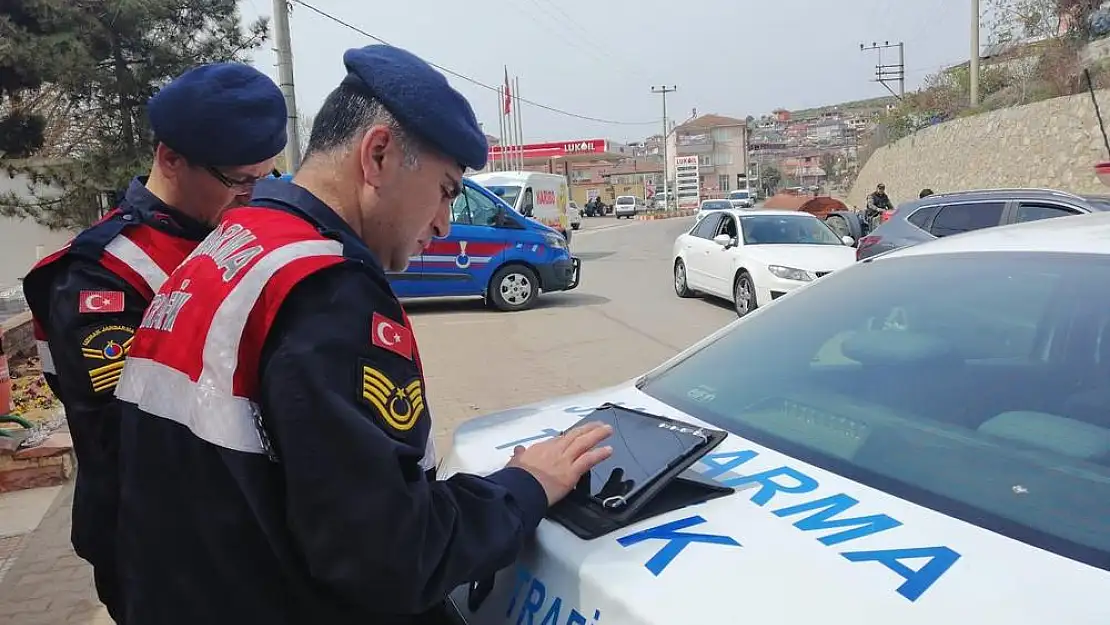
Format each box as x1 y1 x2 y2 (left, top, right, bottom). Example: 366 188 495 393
0 0 268 229
759 164 782 193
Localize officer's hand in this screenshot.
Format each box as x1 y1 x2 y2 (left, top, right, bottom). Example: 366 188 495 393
507 422 613 506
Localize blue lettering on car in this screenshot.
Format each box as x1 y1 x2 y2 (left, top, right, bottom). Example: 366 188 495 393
505 566 600 625
698 449 961 602
617 515 741 575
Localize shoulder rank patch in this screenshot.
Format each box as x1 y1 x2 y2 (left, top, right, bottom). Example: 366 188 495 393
360 363 425 432
81 325 134 394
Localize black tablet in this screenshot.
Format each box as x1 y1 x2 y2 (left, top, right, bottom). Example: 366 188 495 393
547 403 729 538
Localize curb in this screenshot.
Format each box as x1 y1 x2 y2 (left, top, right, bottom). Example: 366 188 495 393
634 210 697 221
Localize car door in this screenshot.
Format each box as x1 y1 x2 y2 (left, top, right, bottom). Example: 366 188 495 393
927 201 1008 238
682 213 723 291
703 213 740 296
421 184 513 296
1006 200 1084 225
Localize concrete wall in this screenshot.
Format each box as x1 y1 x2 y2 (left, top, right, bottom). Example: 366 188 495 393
849 89 1110 208
0 172 75 287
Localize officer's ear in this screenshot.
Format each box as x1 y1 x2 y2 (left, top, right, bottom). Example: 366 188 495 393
154 142 189 178
357 125 397 188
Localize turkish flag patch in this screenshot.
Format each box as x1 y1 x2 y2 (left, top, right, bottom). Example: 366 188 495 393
79 291 125 314
371 312 413 361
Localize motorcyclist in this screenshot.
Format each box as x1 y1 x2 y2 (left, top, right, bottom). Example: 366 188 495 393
865 183 893 229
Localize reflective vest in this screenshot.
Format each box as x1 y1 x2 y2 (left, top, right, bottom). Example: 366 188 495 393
113 206 436 469
24 208 202 384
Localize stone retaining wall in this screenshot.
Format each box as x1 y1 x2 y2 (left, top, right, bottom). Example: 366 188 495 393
850 89 1110 207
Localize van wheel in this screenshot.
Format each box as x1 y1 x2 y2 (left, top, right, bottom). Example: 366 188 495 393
489 265 539 312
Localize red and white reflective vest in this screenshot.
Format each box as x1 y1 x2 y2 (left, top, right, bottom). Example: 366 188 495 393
25 209 201 378
114 207 437 469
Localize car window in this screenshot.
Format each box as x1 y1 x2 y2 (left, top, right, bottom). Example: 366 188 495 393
1014 202 1081 224
452 186 501 226
717 214 738 239
740 214 842 245
929 202 1006 237
907 204 941 230
641 252 1110 571
450 192 472 225
691 213 723 239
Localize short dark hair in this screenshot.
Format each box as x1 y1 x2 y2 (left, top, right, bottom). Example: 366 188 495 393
919 188 934 198
304 84 420 166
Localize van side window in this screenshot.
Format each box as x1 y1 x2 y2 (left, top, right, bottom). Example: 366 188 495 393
464 186 502 227
450 193 472 225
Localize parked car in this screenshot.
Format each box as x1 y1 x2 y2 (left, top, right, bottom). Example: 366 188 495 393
857 188 1110 260
728 189 755 209
445 211 1110 625
614 195 642 219
673 209 856 316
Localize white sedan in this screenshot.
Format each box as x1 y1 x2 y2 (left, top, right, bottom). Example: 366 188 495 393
673 209 856 316
696 198 732 222
444 212 1110 624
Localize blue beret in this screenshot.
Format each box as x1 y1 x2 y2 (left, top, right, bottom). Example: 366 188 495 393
148 63 287 167
342 45 488 170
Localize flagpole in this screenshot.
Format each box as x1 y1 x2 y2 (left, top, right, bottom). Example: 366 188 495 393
514 76 524 170
497 86 506 172
507 91 517 171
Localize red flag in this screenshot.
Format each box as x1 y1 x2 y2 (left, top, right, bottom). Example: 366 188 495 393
503 67 512 116
79 290 125 314
371 312 413 361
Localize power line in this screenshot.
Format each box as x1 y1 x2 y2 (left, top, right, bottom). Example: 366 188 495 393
289 0 658 126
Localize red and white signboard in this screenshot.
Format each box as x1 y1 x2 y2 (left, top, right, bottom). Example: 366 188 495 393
488 139 609 161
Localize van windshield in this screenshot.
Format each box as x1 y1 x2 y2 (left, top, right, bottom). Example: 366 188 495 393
486 186 522 208
616 197 635 205
729 191 750 199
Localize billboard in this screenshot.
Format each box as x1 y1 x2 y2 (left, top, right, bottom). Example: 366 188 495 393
674 155 700 208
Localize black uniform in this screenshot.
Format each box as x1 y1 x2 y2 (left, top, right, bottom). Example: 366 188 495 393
113 179 548 624
21 178 210 620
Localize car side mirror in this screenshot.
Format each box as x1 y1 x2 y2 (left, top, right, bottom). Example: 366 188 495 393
842 235 856 246
713 234 734 248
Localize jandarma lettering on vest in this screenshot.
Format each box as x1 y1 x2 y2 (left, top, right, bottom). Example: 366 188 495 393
189 222 264 282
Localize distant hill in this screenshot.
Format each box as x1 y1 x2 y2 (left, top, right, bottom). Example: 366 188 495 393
789 95 898 120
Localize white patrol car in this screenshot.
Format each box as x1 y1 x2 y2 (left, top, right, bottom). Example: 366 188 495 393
443 211 1110 624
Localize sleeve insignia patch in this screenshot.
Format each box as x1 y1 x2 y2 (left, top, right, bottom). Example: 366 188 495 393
360 364 425 432
81 325 135 394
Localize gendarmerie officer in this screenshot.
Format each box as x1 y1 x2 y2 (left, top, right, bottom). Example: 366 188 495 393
22 62 286 621
112 44 612 625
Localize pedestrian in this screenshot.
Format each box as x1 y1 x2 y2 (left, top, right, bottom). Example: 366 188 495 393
920 188 935 199
112 44 613 625
21 62 287 622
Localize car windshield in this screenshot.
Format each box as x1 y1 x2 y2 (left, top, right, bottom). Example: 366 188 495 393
702 201 731 210
740 214 842 245
617 197 635 205
486 185 522 208
639 252 1110 570
730 191 750 199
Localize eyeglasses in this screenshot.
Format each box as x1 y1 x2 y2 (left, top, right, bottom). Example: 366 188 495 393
204 166 272 191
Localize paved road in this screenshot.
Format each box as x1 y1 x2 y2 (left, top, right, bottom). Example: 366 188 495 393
408 214 737 453
0 214 738 624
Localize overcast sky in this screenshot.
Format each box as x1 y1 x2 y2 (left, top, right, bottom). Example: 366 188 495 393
240 0 975 143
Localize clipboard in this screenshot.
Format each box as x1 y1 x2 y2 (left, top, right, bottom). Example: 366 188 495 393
547 403 733 539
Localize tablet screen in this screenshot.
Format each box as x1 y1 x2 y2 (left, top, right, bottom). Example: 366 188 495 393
571 405 708 507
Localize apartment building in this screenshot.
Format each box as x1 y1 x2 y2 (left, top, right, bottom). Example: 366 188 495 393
665 114 749 195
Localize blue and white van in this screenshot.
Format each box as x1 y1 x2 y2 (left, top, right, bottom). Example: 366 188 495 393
274 174 580 311
391 178 580 310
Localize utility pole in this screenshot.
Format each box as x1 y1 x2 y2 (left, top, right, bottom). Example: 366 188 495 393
273 0 302 171
970 0 980 106
859 41 905 100
651 85 677 210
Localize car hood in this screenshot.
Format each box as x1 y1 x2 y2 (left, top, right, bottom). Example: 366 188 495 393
743 244 856 272
444 384 1110 625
